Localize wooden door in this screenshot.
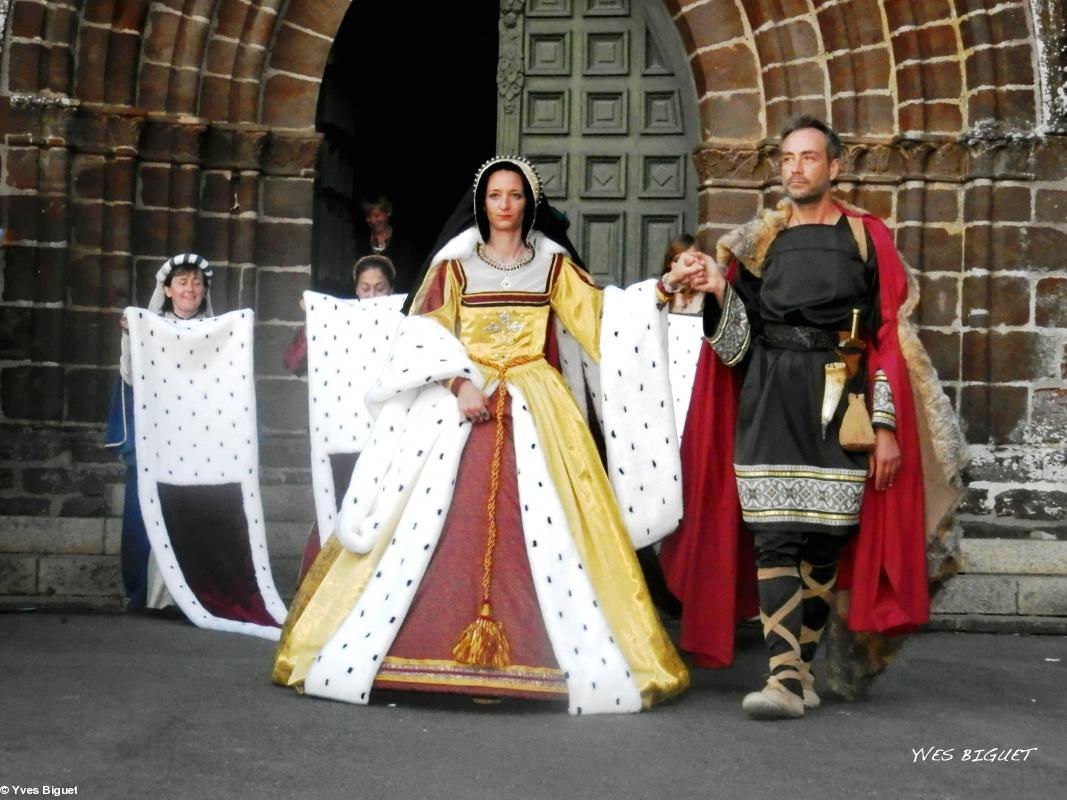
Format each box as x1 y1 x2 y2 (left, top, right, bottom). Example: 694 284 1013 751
498 0 700 286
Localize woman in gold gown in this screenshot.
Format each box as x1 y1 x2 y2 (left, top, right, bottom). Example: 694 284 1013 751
273 156 691 714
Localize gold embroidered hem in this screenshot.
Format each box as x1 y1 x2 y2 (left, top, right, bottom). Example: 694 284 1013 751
375 657 568 696
271 532 391 688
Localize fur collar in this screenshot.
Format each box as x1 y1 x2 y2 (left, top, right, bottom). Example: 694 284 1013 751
716 198 870 277
430 227 568 265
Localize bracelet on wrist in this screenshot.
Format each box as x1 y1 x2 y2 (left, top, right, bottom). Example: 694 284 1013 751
659 277 680 295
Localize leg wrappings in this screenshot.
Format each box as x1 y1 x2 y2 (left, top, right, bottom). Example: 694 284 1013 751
756 566 803 697
799 561 838 664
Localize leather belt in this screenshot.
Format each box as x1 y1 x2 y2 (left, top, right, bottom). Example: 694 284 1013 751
761 323 839 351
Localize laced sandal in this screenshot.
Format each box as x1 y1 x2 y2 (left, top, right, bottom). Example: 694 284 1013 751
798 560 837 709
799 664 821 709
746 566 806 720
742 677 805 720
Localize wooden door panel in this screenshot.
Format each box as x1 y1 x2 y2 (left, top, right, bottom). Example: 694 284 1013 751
526 31 572 75
509 0 697 285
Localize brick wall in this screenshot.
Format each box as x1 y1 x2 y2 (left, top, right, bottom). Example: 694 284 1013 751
670 0 1067 553
2 1 1066 616
0 10 332 421
687 135 1067 537
0 0 336 600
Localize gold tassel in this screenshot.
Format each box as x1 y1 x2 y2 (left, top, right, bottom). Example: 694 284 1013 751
453 602 512 668
453 354 543 671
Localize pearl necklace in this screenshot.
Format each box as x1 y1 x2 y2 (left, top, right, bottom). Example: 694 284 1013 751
476 242 535 272
370 232 391 254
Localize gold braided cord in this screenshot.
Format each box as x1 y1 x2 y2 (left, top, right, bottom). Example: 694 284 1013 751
451 353 544 668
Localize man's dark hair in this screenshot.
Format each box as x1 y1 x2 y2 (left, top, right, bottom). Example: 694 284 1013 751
779 114 843 161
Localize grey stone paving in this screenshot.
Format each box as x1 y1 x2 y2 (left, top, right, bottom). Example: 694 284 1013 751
0 611 1063 800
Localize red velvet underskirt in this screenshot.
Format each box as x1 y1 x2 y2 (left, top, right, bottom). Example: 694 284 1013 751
373 391 567 702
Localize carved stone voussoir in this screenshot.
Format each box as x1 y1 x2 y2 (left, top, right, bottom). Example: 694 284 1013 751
139 115 209 164
922 141 969 180
843 143 907 183
6 96 79 146
697 138 1043 186
72 104 147 156
966 137 1037 180
693 146 775 187
261 132 324 177
203 123 270 170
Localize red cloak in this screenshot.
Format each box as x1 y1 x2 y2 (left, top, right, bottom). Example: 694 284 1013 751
659 207 930 668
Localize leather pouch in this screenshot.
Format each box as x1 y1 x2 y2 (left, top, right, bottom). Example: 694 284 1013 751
840 392 876 452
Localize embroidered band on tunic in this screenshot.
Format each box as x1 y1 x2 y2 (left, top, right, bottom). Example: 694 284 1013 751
735 463 868 526
871 370 896 429
706 283 750 367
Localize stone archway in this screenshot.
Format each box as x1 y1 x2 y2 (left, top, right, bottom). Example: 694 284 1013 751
1 1 1066 613
1 2 1053 414
0 1 358 435
665 1 1064 459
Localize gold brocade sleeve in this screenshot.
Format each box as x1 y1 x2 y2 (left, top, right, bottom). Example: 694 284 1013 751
409 261 461 333
550 258 603 363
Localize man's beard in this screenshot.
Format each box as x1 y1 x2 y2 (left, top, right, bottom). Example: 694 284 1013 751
785 179 831 205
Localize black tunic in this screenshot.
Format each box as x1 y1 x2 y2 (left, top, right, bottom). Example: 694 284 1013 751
710 215 880 535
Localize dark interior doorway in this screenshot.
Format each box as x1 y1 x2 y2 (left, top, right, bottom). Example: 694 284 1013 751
312 3 499 297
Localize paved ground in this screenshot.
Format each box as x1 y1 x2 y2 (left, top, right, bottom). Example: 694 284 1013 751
1 610 1063 800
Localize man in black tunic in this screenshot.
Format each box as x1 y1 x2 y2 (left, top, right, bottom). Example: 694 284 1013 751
689 116 902 719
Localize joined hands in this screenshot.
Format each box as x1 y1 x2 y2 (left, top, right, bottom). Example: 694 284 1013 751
665 252 727 304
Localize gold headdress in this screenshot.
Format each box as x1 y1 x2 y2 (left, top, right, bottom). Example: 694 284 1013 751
472 155 544 244
472 155 544 205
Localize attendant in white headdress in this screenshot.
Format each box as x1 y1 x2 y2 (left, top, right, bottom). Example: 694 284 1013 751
105 254 212 611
